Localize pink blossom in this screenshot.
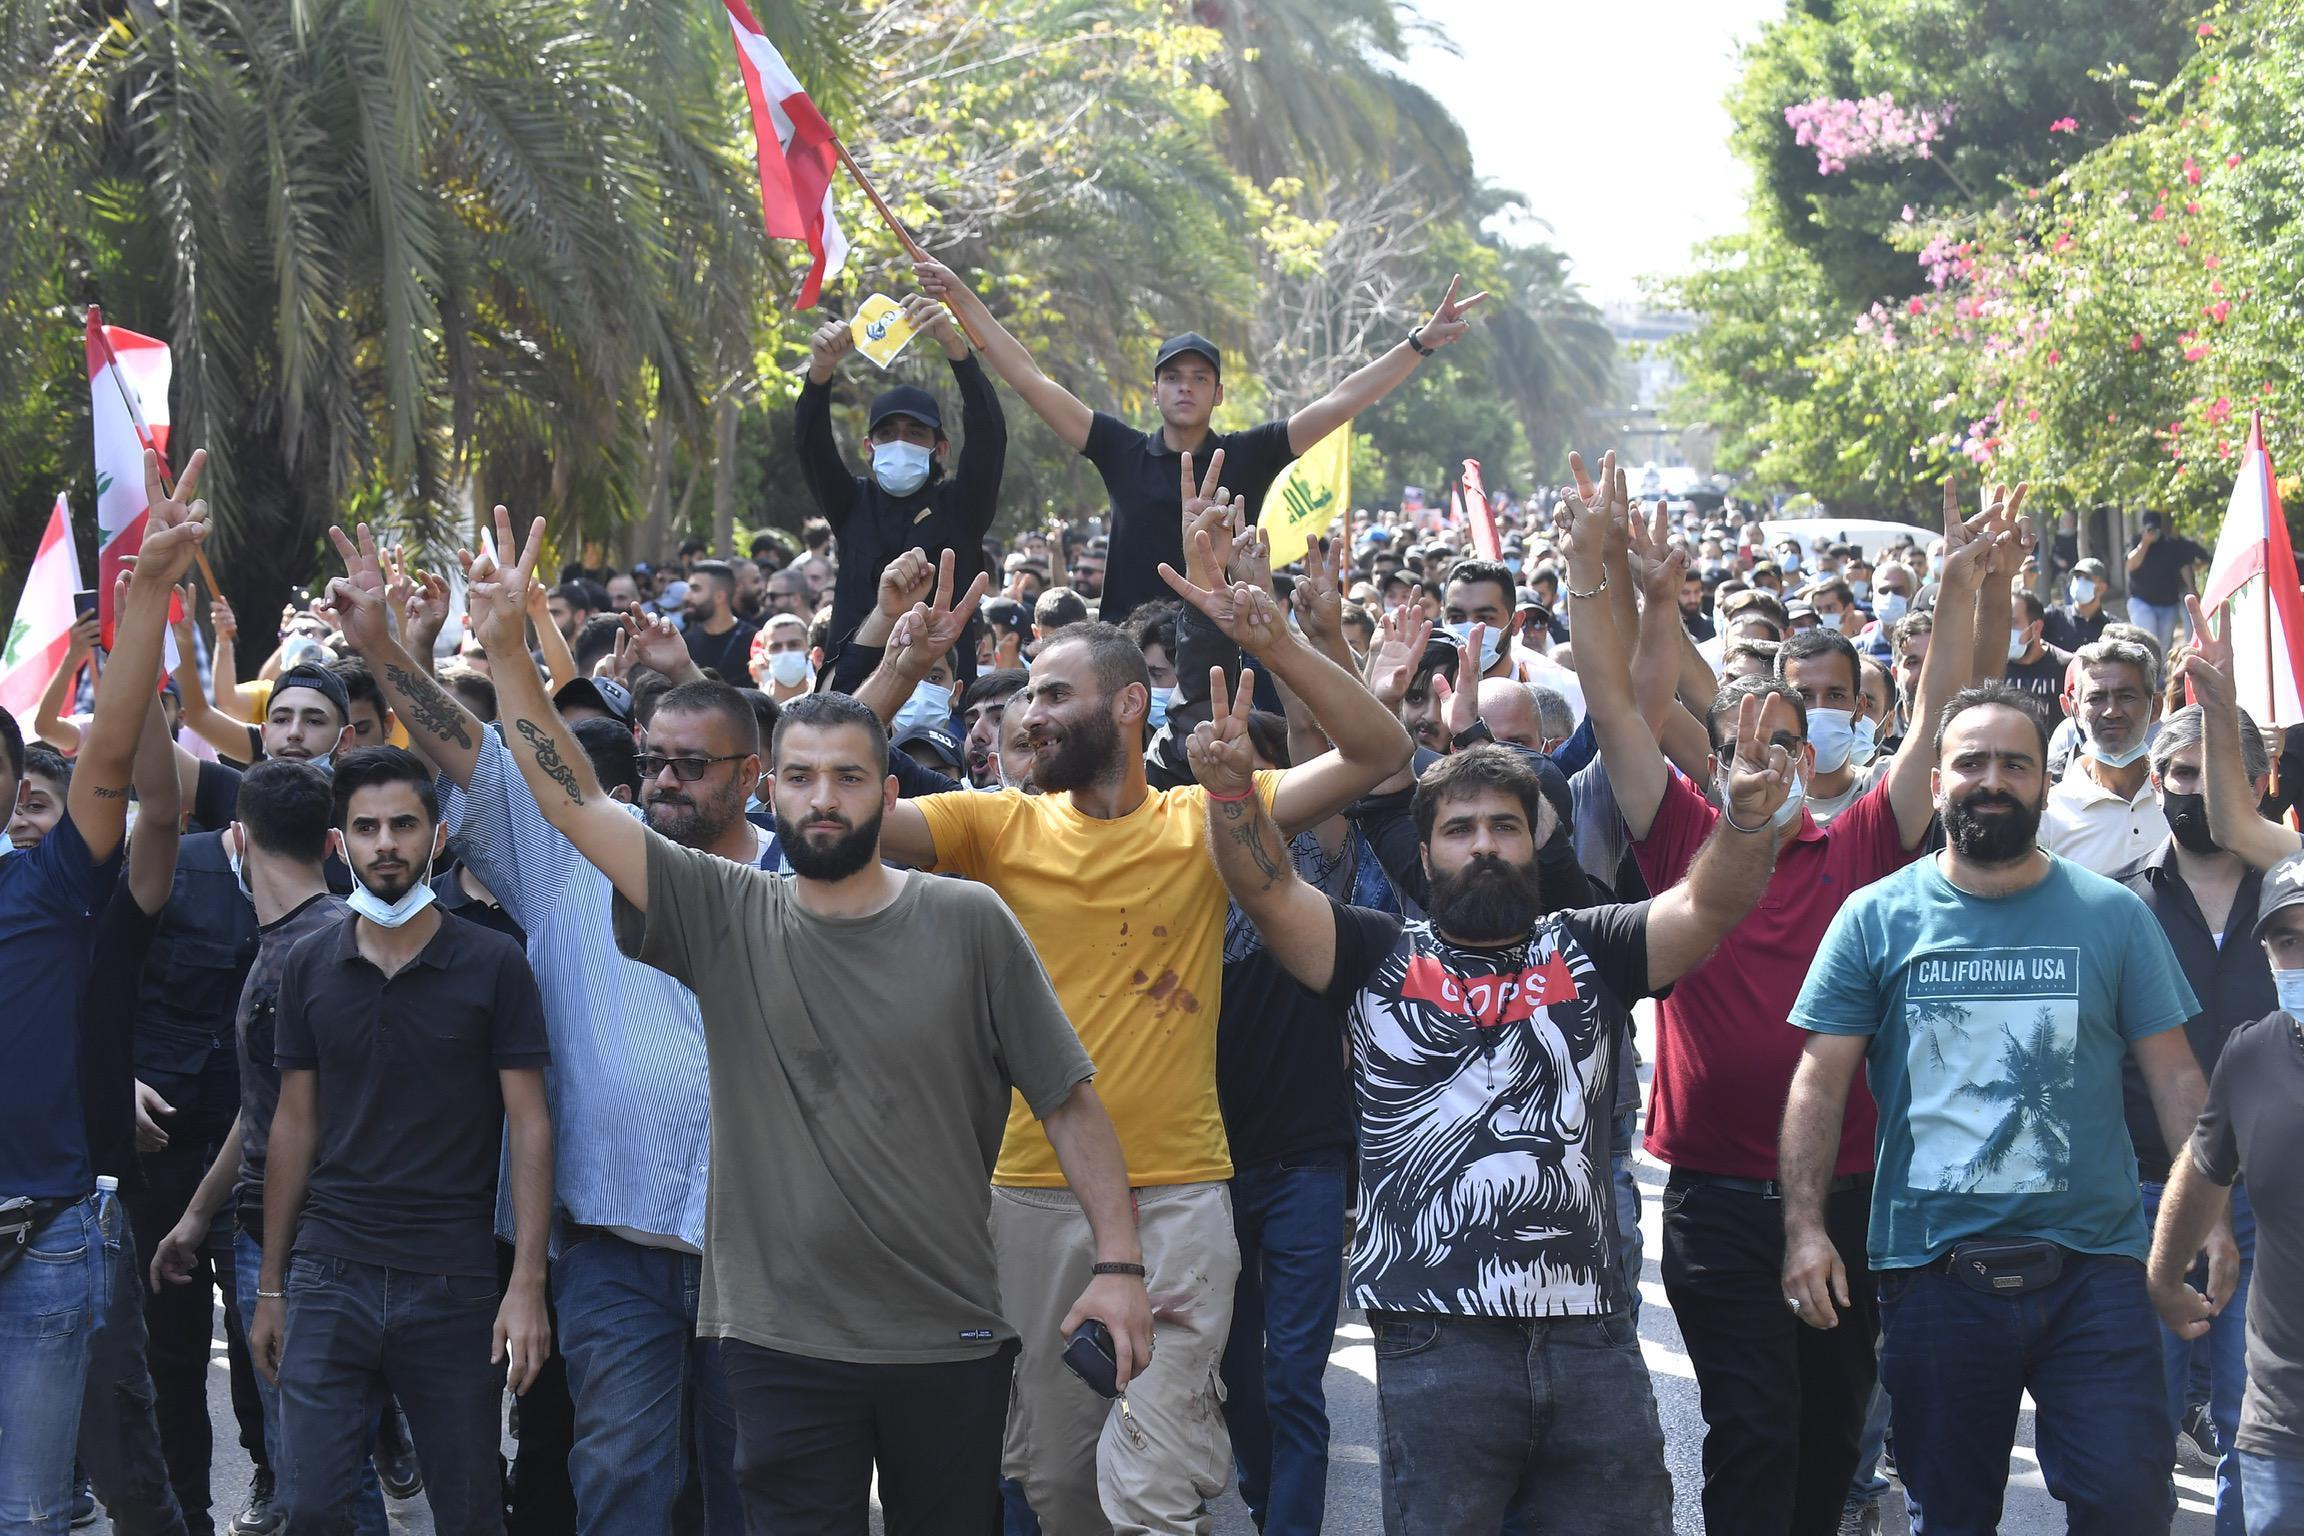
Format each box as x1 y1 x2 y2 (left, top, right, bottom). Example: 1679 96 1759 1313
2049 117 2078 134
2046 350 2062 365
2179 233 2192 247
2185 344 2211 362
2184 158 2203 184
2150 203 2168 221
2208 397 2234 424
2211 279 2225 294
1784 94 1955 176
2026 408 2040 422
2205 255 2222 269
2227 153 2244 168
2131 333 2145 351
2207 300 2231 325
1907 295 1926 315
2198 21 2216 35
2186 200 2201 214
2052 234 2072 253
1901 204 1917 222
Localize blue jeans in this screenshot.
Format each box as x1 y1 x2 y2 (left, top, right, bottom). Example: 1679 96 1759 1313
2144 1179 2255 1536
2128 596 2185 659
1877 1252 2173 1535
277 1253 502 1536
0 1194 109 1534
551 1232 742 1536
230 1233 387 1536
2238 1451 2304 1535
1847 1374 1894 1507
1371 1309 1670 1533
1221 1154 1347 1534
1610 1108 1642 1324
77 1209 186 1536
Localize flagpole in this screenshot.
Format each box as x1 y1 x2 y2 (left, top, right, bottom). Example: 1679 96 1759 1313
88 310 223 595
829 140 988 350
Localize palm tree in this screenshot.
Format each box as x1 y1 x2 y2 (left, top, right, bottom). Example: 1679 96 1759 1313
0 0 832 620
1482 239 1617 472
1948 1008 2078 1193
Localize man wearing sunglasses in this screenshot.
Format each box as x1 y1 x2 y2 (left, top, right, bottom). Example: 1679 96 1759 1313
319 524 756 1536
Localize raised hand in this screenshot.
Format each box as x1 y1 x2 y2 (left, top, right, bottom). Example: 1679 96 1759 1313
1431 646 1481 739
888 547 991 678
1414 274 1491 351
1560 449 1620 566
1980 482 2034 580
1624 498 1684 601
620 607 691 677
464 505 549 658
132 447 210 588
1289 532 1346 647
318 523 397 654
1723 690 1798 830
169 584 200 659
399 567 452 660
878 547 937 618
1184 665 1259 798
902 292 965 359
1179 448 1235 593
1228 523 1275 598
806 318 853 382
1363 603 1435 710
210 595 238 642
1157 543 1288 655
64 611 99 659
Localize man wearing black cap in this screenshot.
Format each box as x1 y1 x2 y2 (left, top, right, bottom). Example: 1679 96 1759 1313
914 257 1488 623
796 294 1006 670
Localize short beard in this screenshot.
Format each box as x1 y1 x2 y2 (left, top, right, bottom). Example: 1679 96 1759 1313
1034 708 1122 795
782 806 884 880
646 776 749 850
1426 855 1544 945
1942 787 2045 864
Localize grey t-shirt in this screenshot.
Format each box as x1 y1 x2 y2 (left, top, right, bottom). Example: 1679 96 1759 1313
2191 1010 2304 1457
613 837 1094 1363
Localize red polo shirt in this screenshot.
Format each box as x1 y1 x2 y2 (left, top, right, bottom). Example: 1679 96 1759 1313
1632 769 1919 1179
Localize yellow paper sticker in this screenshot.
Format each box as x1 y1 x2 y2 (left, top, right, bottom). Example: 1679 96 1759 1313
851 294 919 370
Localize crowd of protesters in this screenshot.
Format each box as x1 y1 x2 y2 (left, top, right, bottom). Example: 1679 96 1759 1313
3 259 2299 1536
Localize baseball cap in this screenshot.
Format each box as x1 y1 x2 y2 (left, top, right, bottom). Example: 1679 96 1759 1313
1153 332 1222 378
982 597 1031 638
2257 852 2304 937
554 677 635 727
1359 527 1394 547
2073 557 2111 581
894 723 963 769
271 664 352 727
868 384 943 436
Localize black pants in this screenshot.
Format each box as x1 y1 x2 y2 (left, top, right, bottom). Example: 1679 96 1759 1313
494 1240 577 1536
719 1337 1017 1536
1660 1174 1879 1536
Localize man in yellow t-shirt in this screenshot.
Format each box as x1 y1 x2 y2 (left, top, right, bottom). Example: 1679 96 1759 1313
866 530 1416 1533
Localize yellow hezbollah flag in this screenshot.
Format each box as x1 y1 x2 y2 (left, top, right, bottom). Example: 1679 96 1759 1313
1261 424 1350 569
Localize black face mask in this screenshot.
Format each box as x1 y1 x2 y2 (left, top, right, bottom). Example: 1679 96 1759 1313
2162 790 2219 855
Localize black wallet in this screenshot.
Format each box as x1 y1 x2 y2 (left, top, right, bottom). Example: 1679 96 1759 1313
1945 1237 2064 1295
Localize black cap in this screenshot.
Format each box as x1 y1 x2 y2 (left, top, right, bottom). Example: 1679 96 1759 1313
982 597 1031 637
1153 332 1221 379
867 385 942 436
894 722 963 769
2256 853 2304 938
554 677 635 727
272 664 352 728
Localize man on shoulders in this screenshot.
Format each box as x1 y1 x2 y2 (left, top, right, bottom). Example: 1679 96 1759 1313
915 256 1485 621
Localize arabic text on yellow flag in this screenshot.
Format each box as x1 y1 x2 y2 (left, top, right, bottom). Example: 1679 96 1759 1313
1261 425 1350 570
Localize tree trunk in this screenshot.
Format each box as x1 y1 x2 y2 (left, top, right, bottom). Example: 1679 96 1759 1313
713 391 739 558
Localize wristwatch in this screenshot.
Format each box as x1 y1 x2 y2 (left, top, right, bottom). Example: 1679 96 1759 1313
1451 720 1495 752
1407 328 1435 358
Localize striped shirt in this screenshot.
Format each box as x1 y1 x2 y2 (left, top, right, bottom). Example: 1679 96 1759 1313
438 730 715 1249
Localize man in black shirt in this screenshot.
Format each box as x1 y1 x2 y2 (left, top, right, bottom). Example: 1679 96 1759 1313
2044 557 2114 653
795 295 1006 667
680 562 759 680
2005 590 2077 703
915 257 1488 621
2127 512 2208 659
249 748 552 1536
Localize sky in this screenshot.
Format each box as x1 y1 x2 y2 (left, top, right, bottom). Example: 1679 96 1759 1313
1405 0 1789 307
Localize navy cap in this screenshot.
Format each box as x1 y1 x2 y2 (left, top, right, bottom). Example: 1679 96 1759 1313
1153 332 1222 378
2257 853 2304 938
868 385 943 435
893 722 964 769
554 677 636 727
982 597 1031 637
272 664 352 727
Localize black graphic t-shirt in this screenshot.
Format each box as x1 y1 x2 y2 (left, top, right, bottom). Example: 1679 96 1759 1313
1324 899 1650 1318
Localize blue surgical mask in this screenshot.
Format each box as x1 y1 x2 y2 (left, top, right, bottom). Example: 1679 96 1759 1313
891 680 953 739
767 650 811 689
1444 621 1503 675
871 440 934 497
2071 576 2098 605
1146 686 1176 732
347 871 437 929
1806 708 1861 775
2276 967 2304 1017
1780 551 1801 575
1849 713 1878 767
1873 592 1909 627
2008 629 2031 663
1505 557 1524 576
1817 610 1845 632
2088 731 2152 770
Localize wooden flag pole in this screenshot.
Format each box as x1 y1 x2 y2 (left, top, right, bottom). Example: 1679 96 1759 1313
830 139 987 350
89 314 223 596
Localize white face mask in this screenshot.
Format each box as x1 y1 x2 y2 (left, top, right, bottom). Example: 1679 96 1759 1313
1146 686 1177 732
347 869 437 929
1850 580 1871 603
766 649 811 689
1444 621 1503 675
2275 967 2304 1017
2008 629 2031 662
1873 592 1909 627
1806 708 1863 775
2087 730 2152 770
891 680 953 738
871 440 934 497
225 826 254 904
2071 576 2098 605
1817 610 1845 632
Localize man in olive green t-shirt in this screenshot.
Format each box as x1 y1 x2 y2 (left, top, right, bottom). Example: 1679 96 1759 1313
468 519 1151 1535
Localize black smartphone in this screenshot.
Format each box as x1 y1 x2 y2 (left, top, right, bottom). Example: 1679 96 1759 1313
1061 1319 1118 1399
72 589 97 620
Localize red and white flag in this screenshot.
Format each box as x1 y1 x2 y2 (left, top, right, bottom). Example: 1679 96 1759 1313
2201 413 2304 726
87 309 172 648
723 0 847 309
0 496 84 717
1462 458 1502 562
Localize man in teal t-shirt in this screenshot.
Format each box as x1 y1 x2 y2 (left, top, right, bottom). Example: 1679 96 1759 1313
1777 683 2211 1534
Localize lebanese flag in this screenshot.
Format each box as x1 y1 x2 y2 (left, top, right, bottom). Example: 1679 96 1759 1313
1462 458 1502 562
87 309 172 649
723 0 847 309
2200 413 2304 726
0 496 83 717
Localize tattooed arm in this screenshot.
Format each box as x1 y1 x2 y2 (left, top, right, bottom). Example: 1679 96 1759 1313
470 510 651 909
320 523 481 786
1192 667 1342 992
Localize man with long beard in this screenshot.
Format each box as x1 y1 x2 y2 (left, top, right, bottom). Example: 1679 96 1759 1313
1783 681 2216 1533
472 514 1150 1533
1193 665 1797 1528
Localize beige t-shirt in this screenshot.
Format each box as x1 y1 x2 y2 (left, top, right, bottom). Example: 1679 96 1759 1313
613 835 1092 1363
